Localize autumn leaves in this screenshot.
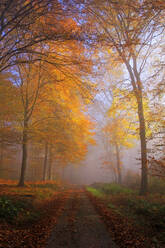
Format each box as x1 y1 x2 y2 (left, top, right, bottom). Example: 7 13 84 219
0 1 95 185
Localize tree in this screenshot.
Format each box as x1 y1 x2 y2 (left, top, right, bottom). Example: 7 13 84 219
14 56 48 186
103 89 138 184
31 69 95 178
0 73 21 175
13 36 94 185
0 0 84 72
147 97 165 178
104 118 135 184
149 158 165 178
84 0 163 194
104 86 153 185
0 1 96 184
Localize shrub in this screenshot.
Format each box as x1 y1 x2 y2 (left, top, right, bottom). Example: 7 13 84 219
148 177 165 194
0 195 35 223
0 196 19 221
127 197 165 231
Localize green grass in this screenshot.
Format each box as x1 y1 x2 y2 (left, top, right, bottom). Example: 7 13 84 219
87 182 165 245
99 183 134 195
89 183 134 195
86 186 104 198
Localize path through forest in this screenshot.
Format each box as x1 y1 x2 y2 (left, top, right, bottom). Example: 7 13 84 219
46 189 118 248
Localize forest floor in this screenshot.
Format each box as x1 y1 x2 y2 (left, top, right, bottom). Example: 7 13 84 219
46 188 117 248
0 180 164 248
87 183 165 248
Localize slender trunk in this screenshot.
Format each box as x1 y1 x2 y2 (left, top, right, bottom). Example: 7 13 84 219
115 143 122 184
113 167 118 183
43 143 48 181
137 93 148 195
48 147 52 180
125 60 148 195
132 56 148 195
62 166 65 180
18 121 28 186
0 142 3 170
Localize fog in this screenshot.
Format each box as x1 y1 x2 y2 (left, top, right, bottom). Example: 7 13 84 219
60 140 141 185
60 97 141 185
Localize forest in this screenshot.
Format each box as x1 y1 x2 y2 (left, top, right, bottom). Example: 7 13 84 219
0 0 165 247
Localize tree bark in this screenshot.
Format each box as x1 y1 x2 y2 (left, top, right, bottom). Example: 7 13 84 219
115 143 122 185
18 121 28 186
48 146 52 180
0 141 3 171
137 93 148 195
125 60 148 195
112 165 118 183
43 142 48 181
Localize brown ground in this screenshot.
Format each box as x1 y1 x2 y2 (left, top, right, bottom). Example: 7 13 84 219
46 189 118 248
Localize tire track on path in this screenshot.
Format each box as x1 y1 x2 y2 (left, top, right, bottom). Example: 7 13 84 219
46 189 118 248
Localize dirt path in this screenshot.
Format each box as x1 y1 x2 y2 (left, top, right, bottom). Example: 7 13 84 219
46 189 118 248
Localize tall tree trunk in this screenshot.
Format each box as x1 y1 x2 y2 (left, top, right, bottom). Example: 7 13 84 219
43 143 48 181
18 121 28 186
125 60 148 195
137 93 148 195
62 166 65 180
112 165 118 183
0 141 3 171
48 146 52 180
115 143 122 184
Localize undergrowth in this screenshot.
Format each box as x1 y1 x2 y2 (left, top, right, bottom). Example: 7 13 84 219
87 182 165 245
86 186 104 198
0 180 61 225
